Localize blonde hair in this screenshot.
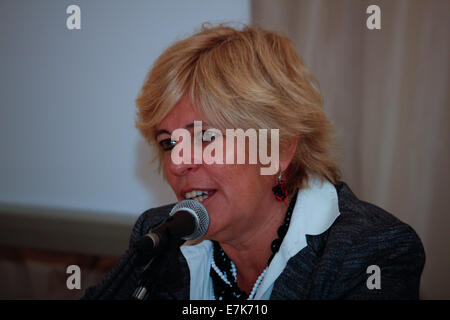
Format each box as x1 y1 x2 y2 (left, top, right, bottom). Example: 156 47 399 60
135 23 341 191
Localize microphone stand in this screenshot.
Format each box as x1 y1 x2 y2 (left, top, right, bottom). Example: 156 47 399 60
85 217 184 300
131 257 158 300
130 229 183 300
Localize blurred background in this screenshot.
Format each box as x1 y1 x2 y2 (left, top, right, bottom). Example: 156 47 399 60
0 0 448 299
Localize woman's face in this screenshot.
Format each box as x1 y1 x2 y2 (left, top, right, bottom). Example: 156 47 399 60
155 96 280 242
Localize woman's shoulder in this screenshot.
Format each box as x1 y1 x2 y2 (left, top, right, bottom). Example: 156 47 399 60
293 181 426 299
334 181 404 228
327 181 424 250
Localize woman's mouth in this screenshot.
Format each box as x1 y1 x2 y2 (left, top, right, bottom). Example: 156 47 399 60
183 189 216 204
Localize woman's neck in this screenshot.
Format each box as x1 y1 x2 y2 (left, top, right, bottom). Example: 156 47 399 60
217 193 294 294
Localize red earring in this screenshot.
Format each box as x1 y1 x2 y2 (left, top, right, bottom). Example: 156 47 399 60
272 171 288 205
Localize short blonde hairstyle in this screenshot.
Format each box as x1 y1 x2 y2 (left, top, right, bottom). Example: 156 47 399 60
136 23 341 191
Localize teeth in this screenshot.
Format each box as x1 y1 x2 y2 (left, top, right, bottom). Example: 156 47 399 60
184 190 212 201
192 194 208 202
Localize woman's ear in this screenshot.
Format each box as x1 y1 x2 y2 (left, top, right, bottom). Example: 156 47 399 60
279 137 299 172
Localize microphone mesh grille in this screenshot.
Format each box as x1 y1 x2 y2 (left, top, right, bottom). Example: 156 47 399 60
169 200 209 240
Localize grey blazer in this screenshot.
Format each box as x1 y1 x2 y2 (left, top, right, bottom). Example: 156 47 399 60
82 181 425 300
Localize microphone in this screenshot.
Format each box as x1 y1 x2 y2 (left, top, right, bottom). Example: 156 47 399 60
131 200 209 300
133 200 210 257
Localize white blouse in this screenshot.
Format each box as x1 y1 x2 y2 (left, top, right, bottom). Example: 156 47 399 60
180 173 341 300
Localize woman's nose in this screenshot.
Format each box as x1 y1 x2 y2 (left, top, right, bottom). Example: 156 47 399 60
168 160 200 176
166 142 202 176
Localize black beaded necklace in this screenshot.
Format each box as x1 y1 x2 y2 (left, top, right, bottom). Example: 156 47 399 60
210 189 298 300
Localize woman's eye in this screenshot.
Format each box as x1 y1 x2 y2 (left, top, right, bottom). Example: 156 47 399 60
201 130 219 142
159 138 176 151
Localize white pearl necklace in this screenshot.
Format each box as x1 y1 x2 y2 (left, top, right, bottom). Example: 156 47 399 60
211 257 268 300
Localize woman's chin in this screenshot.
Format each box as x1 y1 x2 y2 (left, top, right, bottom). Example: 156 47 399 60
202 212 223 241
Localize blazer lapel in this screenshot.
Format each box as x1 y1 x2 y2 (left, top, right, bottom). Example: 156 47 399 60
270 232 327 300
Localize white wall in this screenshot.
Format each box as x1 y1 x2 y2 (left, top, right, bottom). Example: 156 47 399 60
0 0 250 216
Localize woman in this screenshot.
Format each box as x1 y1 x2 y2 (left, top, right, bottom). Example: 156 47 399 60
83 24 425 300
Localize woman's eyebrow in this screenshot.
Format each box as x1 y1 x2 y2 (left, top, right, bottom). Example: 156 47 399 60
186 121 210 130
155 129 171 138
156 121 211 137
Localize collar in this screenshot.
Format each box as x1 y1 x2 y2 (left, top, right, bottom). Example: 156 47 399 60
255 173 340 298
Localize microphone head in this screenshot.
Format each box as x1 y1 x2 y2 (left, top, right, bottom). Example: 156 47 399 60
169 200 209 241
